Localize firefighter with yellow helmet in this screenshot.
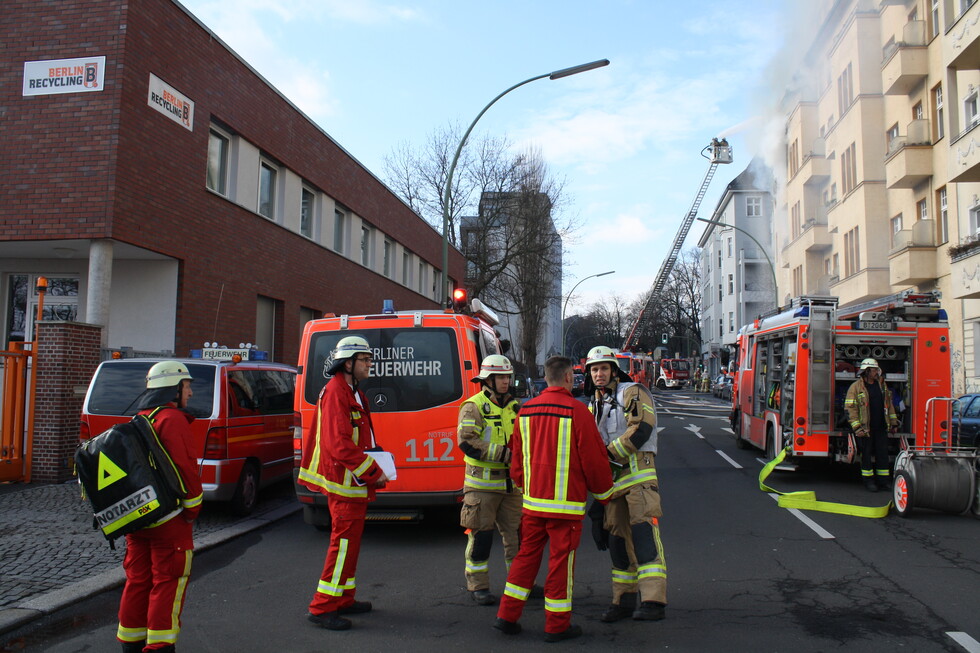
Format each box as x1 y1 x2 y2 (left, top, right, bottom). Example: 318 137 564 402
457 354 521 606
585 345 667 622
844 358 900 492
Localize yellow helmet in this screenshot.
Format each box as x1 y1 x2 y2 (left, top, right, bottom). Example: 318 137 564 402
146 360 192 389
472 354 513 382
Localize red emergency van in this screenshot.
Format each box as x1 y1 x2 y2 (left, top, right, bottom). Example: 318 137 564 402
293 299 504 527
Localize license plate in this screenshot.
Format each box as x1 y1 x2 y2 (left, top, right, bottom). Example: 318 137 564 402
856 321 895 331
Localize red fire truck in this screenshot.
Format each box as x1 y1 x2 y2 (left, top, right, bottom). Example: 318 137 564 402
652 358 691 389
615 351 654 389
730 291 951 465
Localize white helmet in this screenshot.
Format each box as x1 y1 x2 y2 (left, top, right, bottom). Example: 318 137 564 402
472 354 513 383
327 336 371 374
585 346 619 371
146 360 192 389
860 358 879 371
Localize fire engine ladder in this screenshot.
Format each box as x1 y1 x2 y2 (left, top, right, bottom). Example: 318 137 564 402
806 298 835 431
623 138 732 350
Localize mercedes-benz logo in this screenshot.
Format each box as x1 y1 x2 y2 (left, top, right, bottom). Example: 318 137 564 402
374 394 388 407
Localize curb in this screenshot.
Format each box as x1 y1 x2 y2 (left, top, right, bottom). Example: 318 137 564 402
0 503 301 636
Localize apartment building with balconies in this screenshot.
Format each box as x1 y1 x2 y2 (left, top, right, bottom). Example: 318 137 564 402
776 0 980 393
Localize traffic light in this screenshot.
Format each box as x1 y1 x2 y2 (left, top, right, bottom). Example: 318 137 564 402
452 287 468 312
661 333 668 344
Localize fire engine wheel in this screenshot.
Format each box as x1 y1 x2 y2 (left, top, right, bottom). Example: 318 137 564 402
733 413 749 450
230 461 260 516
765 426 778 460
893 470 914 518
656 379 666 390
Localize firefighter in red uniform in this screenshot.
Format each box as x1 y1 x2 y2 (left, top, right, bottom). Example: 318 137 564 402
494 356 614 643
298 336 388 631
117 361 204 653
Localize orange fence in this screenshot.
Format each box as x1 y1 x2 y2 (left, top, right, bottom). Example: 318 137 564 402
1 343 33 482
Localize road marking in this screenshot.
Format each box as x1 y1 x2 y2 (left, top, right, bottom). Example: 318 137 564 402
715 449 742 469
768 493 835 539
948 632 980 653
721 427 733 434
684 424 703 439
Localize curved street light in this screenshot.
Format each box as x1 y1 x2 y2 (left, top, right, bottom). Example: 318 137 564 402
439 59 610 306
561 270 615 356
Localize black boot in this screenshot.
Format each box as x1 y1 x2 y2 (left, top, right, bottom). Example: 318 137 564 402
864 478 878 492
633 601 666 621
601 592 636 623
308 611 352 630
120 642 145 653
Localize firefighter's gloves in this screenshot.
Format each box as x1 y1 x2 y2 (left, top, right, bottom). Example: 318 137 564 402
588 501 609 551
855 428 869 438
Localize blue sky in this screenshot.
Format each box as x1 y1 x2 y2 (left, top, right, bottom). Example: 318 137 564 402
177 0 804 315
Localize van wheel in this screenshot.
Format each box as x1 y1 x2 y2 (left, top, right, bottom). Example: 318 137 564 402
230 461 260 516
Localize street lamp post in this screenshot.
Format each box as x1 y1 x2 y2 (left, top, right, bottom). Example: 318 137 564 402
696 217 778 309
439 59 610 307
561 270 615 356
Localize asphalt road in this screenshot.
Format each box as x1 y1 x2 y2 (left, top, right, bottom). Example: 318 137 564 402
5 390 979 652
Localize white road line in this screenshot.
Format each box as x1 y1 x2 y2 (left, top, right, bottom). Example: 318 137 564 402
684 424 704 439
721 427 733 434
715 449 742 469
948 632 980 653
768 493 835 540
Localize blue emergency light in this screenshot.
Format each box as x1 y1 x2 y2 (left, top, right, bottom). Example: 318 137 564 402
382 299 395 314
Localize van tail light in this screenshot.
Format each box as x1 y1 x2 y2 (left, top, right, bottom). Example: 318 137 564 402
293 411 303 467
204 427 227 459
79 421 90 442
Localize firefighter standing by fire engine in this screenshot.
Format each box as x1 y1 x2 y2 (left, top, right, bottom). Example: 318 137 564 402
117 361 204 653
494 356 614 642
457 355 522 606
585 345 667 622
845 358 900 492
298 336 389 631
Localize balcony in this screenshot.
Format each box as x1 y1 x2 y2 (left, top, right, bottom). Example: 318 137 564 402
831 268 892 305
944 0 980 70
882 22 928 95
950 236 980 299
888 220 937 286
799 152 830 187
950 120 980 182
885 120 932 188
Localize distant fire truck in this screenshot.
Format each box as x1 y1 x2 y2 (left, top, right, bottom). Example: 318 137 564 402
615 351 654 389
652 358 691 389
730 291 951 464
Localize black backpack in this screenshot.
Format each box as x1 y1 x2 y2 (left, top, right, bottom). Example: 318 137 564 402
76 407 187 544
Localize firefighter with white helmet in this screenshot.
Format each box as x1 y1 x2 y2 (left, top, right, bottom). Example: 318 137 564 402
118 360 203 653
584 345 667 623
300 335 388 630
457 354 522 605
844 358 900 492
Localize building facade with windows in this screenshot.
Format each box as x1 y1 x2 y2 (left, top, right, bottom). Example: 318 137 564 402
776 0 980 393
0 0 463 364
697 162 777 377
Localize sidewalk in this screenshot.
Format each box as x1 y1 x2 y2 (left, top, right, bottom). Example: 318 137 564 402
0 479 300 635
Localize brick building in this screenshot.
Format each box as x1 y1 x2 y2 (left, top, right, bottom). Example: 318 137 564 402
0 0 464 366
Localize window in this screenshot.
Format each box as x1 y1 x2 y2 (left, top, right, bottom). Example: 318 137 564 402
383 239 393 278
402 251 412 286
917 199 928 223
728 274 734 295
717 248 722 267
729 312 735 333
5 274 79 343
206 128 229 195
966 91 979 128
788 140 799 177
844 226 860 277
791 201 801 239
718 284 723 302
258 161 278 219
746 196 762 217
931 0 941 38
299 306 319 340
933 84 945 141
334 209 346 254
837 63 853 117
840 142 857 195
719 319 723 338
792 265 803 296
886 123 899 151
727 237 733 258
418 261 426 294
971 203 980 236
913 101 924 121
832 253 840 277
300 188 315 238
891 214 904 247
360 226 372 267
256 295 280 361
937 186 949 244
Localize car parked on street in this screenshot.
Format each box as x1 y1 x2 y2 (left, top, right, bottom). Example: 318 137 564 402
572 373 586 396
712 374 733 400
952 394 980 448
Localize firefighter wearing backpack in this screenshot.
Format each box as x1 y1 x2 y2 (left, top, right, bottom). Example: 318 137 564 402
457 355 521 606
585 346 667 623
299 336 388 631
117 361 203 653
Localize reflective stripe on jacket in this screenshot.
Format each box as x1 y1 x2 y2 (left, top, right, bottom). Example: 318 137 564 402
589 381 659 495
844 377 899 435
511 386 614 519
298 373 382 502
458 390 518 492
